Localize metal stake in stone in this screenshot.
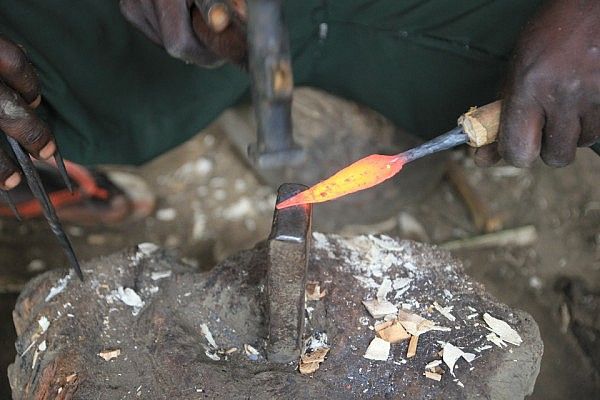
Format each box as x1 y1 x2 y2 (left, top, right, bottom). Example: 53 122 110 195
266 183 312 362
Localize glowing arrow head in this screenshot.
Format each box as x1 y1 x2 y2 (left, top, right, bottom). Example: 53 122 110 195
276 154 405 209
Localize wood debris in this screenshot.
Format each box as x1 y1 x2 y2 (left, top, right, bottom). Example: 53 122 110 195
244 344 260 361
299 347 330 374
483 313 522 346
433 301 456 322
397 310 449 336
363 337 390 361
406 335 419 358
98 349 121 361
200 323 218 348
362 299 398 319
375 320 410 343
299 333 330 374
442 343 475 376
376 278 393 302
425 360 442 370
424 371 443 381
305 281 327 301
65 373 77 383
486 332 507 348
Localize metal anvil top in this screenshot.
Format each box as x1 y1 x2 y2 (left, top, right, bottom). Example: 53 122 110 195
266 183 312 362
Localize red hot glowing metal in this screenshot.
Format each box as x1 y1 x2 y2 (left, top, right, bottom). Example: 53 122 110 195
277 128 468 209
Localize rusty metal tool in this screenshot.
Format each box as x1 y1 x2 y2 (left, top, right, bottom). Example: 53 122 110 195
6 136 83 280
266 183 312 362
246 0 304 169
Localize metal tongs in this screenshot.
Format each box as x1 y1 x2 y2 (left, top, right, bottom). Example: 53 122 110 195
1 136 83 280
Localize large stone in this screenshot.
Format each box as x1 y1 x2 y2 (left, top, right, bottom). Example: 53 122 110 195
9 235 542 399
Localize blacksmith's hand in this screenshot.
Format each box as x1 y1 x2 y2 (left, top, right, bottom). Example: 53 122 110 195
475 0 600 168
0 36 55 190
119 0 247 67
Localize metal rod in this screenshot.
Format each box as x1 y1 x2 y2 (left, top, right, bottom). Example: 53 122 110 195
53 148 74 193
0 189 21 221
7 137 83 280
399 127 468 164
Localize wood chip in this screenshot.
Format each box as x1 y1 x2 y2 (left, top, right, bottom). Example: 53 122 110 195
98 349 121 361
299 334 330 374
299 347 330 375
299 361 321 374
362 299 398 319
301 347 330 364
407 335 419 358
433 301 456 322
306 281 327 301
425 360 443 370
65 373 77 383
442 343 475 376
376 321 410 343
483 313 522 346
376 278 393 302
363 337 390 361
424 371 442 381
397 310 448 336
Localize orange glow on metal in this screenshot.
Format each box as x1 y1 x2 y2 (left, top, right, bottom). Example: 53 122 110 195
276 154 405 209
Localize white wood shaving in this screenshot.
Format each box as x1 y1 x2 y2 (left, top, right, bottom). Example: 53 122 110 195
201 323 218 348
137 242 159 255
486 332 507 348
442 343 475 376
98 349 121 361
376 278 393 302
151 270 172 280
45 274 71 302
483 313 522 346
362 299 398 319
364 337 390 361
433 301 456 322
425 360 443 370
38 316 50 333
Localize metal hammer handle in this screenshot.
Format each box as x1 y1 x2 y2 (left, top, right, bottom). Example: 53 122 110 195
459 100 600 156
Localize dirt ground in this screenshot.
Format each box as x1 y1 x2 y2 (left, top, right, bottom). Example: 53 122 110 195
0 89 598 399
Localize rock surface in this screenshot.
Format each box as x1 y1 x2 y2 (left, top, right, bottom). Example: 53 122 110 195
9 235 543 399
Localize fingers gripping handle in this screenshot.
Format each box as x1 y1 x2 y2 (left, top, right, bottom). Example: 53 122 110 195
458 100 502 148
458 100 600 155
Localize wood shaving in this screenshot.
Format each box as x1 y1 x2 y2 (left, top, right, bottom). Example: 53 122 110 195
300 332 330 373
200 323 218 348
486 332 507 348
433 301 456 322
424 371 442 381
376 321 410 343
425 360 443 370
397 310 449 336
407 335 419 358
299 347 330 374
98 349 121 361
362 299 398 319
442 343 475 376
306 281 327 301
483 313 522 346
363 337 390 361
376 278 393 302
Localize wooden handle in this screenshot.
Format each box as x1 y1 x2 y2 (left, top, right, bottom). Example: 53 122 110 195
458 100 502 147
